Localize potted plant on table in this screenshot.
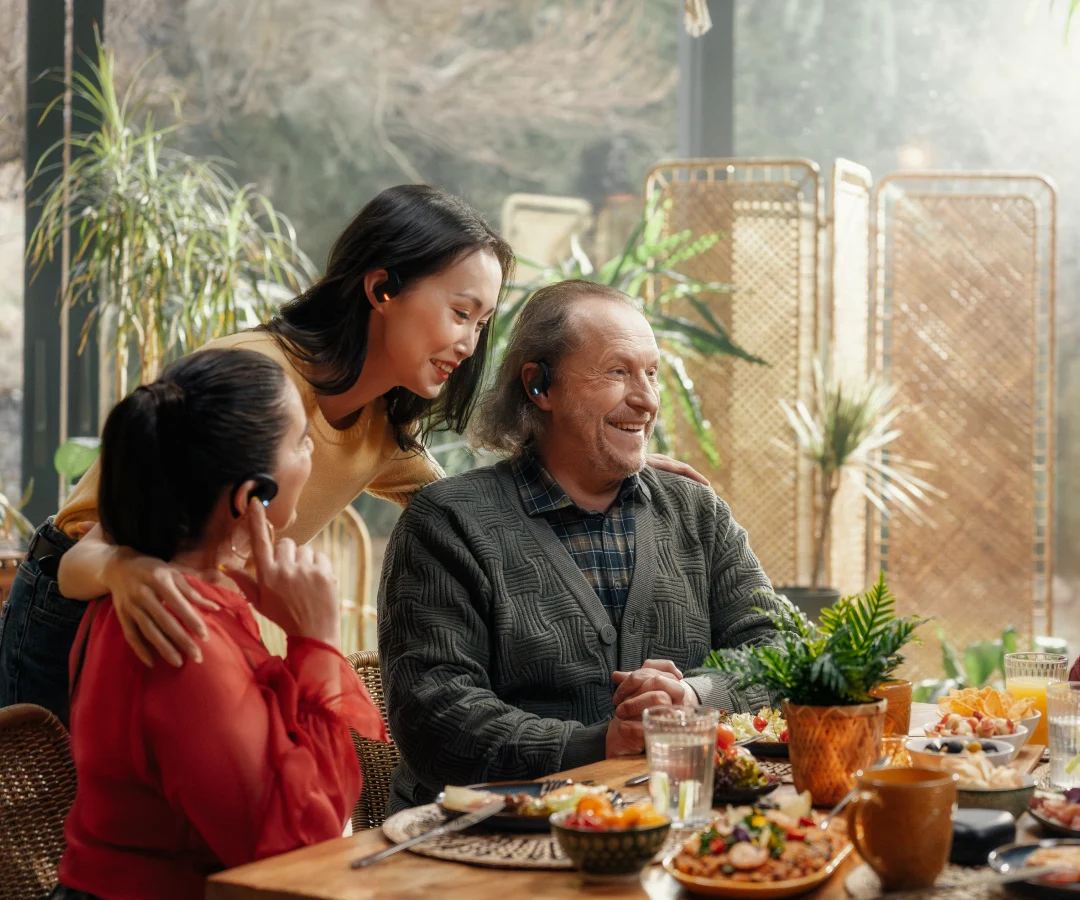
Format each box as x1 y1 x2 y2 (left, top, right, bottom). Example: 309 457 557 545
775 361 941 622
703 573 926 805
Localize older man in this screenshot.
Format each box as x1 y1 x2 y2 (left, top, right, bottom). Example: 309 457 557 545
378 279 784 811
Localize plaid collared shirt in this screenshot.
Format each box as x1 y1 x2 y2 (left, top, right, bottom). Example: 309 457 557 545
511 449 645 629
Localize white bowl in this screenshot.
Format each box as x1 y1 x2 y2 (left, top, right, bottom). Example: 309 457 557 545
1019 711 1041 744
906 736 1014 769
921 723 1028 760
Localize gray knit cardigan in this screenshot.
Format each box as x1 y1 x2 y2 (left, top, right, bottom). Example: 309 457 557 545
377 461 784 812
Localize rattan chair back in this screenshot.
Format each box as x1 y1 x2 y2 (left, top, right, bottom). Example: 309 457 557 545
346 650 401 830
0 704 77 900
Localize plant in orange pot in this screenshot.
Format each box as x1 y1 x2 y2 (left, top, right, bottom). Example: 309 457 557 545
703 573 925 805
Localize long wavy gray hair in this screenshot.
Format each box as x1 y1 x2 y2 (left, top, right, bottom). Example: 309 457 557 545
470 279 636 456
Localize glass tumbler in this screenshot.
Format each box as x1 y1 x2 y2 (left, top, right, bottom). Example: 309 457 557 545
1005 652 1068 746
643 705 718 827
1047 682 1080 789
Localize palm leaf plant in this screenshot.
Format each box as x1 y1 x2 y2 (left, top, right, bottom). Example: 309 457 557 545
432 196 766 474
27 39 315 397
781 360 944 590
703 573 925 707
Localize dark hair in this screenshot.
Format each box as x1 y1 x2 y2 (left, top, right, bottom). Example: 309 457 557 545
260 184 515 453
470 280 636 455
98 349 291 561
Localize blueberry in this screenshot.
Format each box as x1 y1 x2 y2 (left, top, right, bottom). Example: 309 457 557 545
946 741 964 754
979 742 995 753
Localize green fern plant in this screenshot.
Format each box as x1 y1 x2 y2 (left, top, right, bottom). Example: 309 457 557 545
702 573 925 706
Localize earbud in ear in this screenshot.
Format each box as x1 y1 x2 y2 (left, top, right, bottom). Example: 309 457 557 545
527 360 553 398
230 473 280 519
372 268 404 303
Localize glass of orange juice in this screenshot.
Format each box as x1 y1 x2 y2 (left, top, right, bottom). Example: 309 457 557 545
1005 652 1068 746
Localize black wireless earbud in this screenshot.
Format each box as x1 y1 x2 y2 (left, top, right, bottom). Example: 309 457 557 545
372 268 404 303
230 473 279 519
527 360 553 397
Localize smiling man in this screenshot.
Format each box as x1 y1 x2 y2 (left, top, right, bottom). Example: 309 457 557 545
378 280 784 812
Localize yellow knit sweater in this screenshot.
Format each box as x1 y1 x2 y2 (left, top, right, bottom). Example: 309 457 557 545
54 331 443 543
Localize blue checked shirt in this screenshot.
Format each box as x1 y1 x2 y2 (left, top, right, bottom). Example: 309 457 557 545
511 449 644 629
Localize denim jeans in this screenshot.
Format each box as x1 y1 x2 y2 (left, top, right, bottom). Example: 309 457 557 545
0 553 87 727
49 885 100 900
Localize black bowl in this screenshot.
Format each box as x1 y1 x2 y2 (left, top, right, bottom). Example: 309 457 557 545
748 740 789 759
549 810 670 877
713 779 781 805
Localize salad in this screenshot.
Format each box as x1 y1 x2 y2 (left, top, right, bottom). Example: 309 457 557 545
724 707 788 743
715 721 778 793
560 795 668 831
672 801 841 882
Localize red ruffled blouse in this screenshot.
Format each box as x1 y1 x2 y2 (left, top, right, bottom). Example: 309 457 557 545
58 575 386 900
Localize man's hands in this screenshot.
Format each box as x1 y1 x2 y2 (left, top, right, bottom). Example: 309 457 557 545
604 659 699 758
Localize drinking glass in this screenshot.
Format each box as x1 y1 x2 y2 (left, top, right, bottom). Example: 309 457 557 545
643 705 718 827
1047 682 1080 789
1005 652 1068 746
870 680 913 737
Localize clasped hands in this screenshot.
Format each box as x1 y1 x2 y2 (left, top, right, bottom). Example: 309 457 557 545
605 659 698 758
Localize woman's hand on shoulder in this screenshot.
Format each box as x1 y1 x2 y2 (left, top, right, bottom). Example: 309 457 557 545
645 452 711 488
226 500 340 648
102 541 220 668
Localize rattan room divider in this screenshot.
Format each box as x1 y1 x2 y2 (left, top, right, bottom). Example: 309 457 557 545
645 162 1055 673
869 173 1055 677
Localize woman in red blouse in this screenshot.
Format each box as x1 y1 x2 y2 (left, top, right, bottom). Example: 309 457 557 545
53 348 386 900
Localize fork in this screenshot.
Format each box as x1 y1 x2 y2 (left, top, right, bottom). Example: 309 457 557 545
539 778 572 794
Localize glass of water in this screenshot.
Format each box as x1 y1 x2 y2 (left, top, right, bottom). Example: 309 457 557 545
643 705 718 826
1048 682 1080 789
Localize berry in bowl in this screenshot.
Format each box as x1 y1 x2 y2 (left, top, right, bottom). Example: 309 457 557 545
550 795 670 877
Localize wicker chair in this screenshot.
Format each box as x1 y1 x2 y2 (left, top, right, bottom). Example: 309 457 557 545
346 650 401 830
0 704 78 900
256 505 375 656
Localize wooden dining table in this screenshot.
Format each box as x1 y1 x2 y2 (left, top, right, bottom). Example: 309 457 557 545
206 702 1047 900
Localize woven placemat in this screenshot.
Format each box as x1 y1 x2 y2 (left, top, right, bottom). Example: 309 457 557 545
846 862 1006 899
382 804 689 870
757 760 793 783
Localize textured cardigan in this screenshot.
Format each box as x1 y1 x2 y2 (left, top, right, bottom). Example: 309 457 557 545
378 461 784 812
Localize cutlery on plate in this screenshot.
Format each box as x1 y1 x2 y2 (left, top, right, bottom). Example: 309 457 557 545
349 800 504 868
880 865 1067 896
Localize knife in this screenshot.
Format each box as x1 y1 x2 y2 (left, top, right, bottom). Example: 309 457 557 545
349 800 505 868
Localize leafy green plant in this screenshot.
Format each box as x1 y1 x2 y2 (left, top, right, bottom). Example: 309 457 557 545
703 573 926 706
54 437 102 482
0 478 34 551
781 361 944 589
27 38 315 392
502 196 766 467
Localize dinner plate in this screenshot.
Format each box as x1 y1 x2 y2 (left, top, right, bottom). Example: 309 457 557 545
662 841 852 898
435 781 615 834
988 839 1080 895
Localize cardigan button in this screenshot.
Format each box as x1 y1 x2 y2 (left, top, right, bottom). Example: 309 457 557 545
599 624 618 645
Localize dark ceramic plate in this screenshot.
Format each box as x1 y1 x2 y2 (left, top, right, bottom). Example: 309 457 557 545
435 781 617 834
988 839 1080 897
712 778 781 805
747 740 789 759
1030 802 1080 838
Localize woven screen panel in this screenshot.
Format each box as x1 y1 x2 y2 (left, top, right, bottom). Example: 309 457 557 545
644 161 821 588
828 159 874 597
871 175 1055 679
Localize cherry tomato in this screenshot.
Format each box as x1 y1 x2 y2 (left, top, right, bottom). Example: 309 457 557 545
779 729 789 743
716 723 737 750
753 715 768 732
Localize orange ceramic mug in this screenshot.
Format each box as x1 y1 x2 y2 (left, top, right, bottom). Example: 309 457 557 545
847 767 958 892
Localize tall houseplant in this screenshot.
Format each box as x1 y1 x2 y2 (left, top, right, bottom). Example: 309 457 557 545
27 40 315 398
704 573 925 804
777 361 942 618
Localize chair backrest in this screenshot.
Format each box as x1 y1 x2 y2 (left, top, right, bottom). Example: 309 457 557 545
0 704 77 900
256 505 375 657
346 650 401 830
